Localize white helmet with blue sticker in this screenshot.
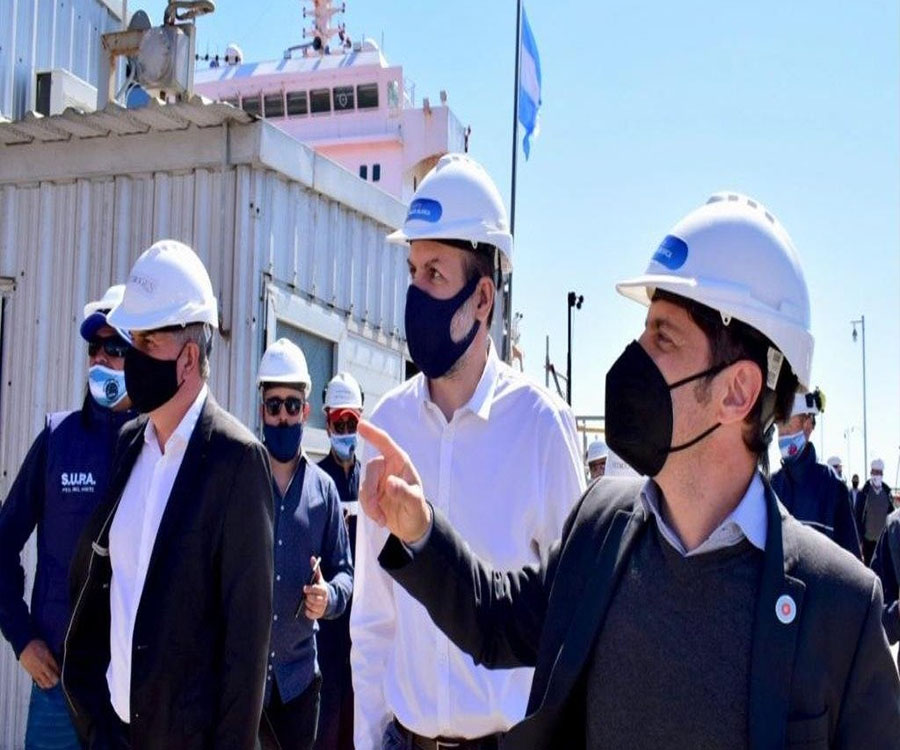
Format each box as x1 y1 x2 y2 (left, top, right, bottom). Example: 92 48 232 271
387 153 513 273
616 192 814 389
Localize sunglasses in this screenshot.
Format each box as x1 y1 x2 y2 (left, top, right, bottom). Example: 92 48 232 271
329 417 359 435
264 396 305 417
88 337 130 359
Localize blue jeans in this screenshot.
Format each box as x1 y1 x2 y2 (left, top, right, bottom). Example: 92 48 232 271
25 682 82 750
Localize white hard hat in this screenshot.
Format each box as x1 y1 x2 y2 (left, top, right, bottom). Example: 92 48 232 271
871 458 885 472
81 284 127 341
323 372 363 413
258 338 312 392
107 240 218 331
387 153 513 273
586 440 608 463
616 193 814 388
84 284 126 319
790 388 824 417
826 456 842 468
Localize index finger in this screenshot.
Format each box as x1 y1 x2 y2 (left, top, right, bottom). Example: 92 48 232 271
358 419 403 460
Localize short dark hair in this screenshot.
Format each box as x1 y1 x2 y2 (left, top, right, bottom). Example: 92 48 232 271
653 289 798 463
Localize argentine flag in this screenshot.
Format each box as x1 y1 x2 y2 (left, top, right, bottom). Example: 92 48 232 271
518 6 542 159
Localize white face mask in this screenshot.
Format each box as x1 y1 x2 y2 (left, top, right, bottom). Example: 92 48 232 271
871 475 883 490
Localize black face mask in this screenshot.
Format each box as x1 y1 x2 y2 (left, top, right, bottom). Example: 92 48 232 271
124 345 184 414
405 274 481 379
605 341 733 477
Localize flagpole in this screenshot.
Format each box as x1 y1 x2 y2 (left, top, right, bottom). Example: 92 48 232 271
505 0 522 362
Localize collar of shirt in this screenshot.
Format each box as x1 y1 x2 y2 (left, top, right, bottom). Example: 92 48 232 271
415 341 499 423
640 472 767 557
142 383 208 456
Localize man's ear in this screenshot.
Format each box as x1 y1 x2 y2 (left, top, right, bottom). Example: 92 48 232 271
178 341 200 381
301 400 312 424
718 360 763 425
474 277 494 324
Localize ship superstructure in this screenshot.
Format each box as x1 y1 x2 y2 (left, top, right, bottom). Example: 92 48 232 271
194 0 468 201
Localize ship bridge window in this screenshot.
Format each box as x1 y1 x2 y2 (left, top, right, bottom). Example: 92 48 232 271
357 83 379 109
287 91 308 116
241 95 261 117
264 93 285 118
372 164 381 182
310 88 331 114
359 165 368 180
333 86 355 112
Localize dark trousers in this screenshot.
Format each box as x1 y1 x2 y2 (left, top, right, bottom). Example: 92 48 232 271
315 610 354 750
262 675 322 750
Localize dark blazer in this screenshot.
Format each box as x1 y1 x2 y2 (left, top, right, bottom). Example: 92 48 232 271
380 476 900 749
62 396 274 750
771 442 861 559
872 508 900 644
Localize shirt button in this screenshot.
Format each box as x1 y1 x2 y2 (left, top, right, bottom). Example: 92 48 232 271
280 505 285 511
270 651 275 657
276 574 281 582
278 539 283 546
267 675 272 681
268 664 273 671
273 614 278 621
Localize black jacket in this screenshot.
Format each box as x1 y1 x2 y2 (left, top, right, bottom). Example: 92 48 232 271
62 396 274 750
872 508 900 644
770 442 861 559
381 477 900 749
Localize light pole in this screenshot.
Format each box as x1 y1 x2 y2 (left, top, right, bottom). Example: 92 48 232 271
844 426 857 474
566 291 584 406
851 316 868 471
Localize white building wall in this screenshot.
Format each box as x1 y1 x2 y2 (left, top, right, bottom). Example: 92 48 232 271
0 112 409 747
0 0 125 120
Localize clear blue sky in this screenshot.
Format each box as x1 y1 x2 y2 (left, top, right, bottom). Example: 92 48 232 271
195 1 899 481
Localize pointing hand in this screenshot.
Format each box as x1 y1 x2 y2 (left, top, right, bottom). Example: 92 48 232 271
358 420 432 544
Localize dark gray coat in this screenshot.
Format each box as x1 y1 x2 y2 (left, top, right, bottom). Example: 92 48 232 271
380 476 900 749
62 397 274 750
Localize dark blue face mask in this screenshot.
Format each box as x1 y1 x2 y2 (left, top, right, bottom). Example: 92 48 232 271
263 422 303 463
405 273 481 379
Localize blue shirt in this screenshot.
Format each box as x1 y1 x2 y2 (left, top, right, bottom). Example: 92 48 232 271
267 454 353 704
0 396 133 659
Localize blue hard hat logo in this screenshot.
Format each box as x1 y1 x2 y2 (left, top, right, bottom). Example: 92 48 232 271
406 198 442 223
652 235 688 270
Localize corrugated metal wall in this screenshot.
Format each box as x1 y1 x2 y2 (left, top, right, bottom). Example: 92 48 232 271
0 151 409 747
0 0 123 120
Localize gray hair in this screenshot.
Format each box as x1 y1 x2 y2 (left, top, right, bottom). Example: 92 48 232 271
171 323 213 380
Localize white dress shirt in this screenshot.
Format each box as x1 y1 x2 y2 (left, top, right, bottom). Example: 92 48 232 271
640 471 767 556
106 385 208 722
351 344 585 749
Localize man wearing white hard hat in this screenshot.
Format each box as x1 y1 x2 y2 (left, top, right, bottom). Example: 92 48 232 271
826 455 844 481
585 440 608 480
350 154 584 749
771 389 860 558
0 285 133 750
855 458 894 565
257 339 352 750
63 241 275 749
316 372 364 750
358 193 900 746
